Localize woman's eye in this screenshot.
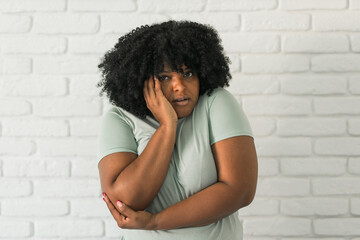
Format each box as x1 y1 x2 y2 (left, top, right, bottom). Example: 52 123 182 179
184 71 193 78
158 76 168 81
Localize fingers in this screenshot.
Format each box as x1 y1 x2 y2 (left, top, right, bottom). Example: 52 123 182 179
148 75 156 99
102 193 127 223
143 75 156 106
116 200 135 219
153 76 163 96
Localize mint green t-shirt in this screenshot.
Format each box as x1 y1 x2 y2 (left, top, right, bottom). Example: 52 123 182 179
97 87 253 240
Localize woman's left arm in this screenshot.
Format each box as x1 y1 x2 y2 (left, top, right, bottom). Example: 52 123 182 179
103 135 258 230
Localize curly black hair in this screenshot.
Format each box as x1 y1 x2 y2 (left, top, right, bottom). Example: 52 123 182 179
97 20 232 119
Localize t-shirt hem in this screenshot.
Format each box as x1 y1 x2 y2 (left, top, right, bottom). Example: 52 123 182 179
98 148 138 162
210 131 254 146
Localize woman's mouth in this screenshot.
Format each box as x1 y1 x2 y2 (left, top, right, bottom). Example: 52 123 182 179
173 97 190 106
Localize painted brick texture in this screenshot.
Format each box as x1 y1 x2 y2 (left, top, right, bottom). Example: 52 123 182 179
0 0 359 239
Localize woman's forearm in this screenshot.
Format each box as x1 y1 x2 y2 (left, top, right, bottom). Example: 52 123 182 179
110 123 177 211
153 181 252 230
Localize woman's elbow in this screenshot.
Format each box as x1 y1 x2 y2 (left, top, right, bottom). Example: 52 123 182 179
103 183 147 211
236 185 257 208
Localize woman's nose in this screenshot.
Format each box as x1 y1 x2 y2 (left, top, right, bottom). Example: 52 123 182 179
172 76 185 92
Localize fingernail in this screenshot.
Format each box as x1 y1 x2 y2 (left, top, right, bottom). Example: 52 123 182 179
102 197 106 202
102 192 106 197
116 200 123 207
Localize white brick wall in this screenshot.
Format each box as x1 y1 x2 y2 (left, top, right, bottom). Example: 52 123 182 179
0 0 359 239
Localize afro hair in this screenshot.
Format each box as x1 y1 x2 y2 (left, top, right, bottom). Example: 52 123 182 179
97 20 232 119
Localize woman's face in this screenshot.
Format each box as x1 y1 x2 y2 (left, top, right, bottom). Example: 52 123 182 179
157 63 200 119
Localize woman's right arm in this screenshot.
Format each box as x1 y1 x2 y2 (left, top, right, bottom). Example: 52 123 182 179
98 76 178 211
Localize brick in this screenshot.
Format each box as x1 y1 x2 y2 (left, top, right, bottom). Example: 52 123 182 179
70 198 109 217
0 0 65 12
277 118 346 136
3 159 70 177
69 35 118 54
104 219 123 237
243 12 310 31
102 99 115 114
315 138 360 156
0 221 32 237
69 0 135 11
243 96 311 116
314 98 360 115
351 198 360 215
221 33 279 53
349 157 360 174
313 178 360 195
228 53 241 72
138 0 206 12
34 179 100 197
69 75 101 96
101 14 169 33
36 219 103 237
314 13 360 31
0 76 67 97
172 13 240 32
247 118 276 137
314 218 360 235
242 55 309 73
0 99 31 116
258 158 279 176
37 138 97 157
281 76 347 95
239 237 272 240
2 118 68 137
1 36 66 54
350 35 360 52
256 178 310 197
281 238 343 240
281 198 348 216
244 218 311 236
33 97 101 117
70 118 101 136
0 179 32 197
0 57 31 74
349 77 360 94
350 0 360 9
238 198 278 216
207 0 277 11
34 56 100 74
281 158 346 176
33 14 99 34
255 138 311 157
312 55 360 72
0 15 31 33
71 158 99 177
228 74 279 95
0 139 34 156
280 0 347 10
2 199 68 216
283 34 349 53
349 119 360 135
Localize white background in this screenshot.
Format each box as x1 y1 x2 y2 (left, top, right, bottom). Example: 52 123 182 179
0 0 360 239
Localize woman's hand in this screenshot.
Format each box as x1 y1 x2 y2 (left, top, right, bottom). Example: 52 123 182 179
143 75 178 127
103 192 157 230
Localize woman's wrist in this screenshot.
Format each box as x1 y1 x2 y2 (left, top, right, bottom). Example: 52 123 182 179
149 212 160 230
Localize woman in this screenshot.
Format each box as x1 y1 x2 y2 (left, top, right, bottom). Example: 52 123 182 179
97 20 258 240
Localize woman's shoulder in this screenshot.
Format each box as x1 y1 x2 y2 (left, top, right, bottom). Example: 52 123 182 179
102 106 136 129
202 87 235 109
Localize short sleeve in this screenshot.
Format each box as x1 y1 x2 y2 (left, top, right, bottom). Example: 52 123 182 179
97 107 138 163
208 88 253 145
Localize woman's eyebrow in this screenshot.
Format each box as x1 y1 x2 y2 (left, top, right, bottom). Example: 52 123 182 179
159 68 191 74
